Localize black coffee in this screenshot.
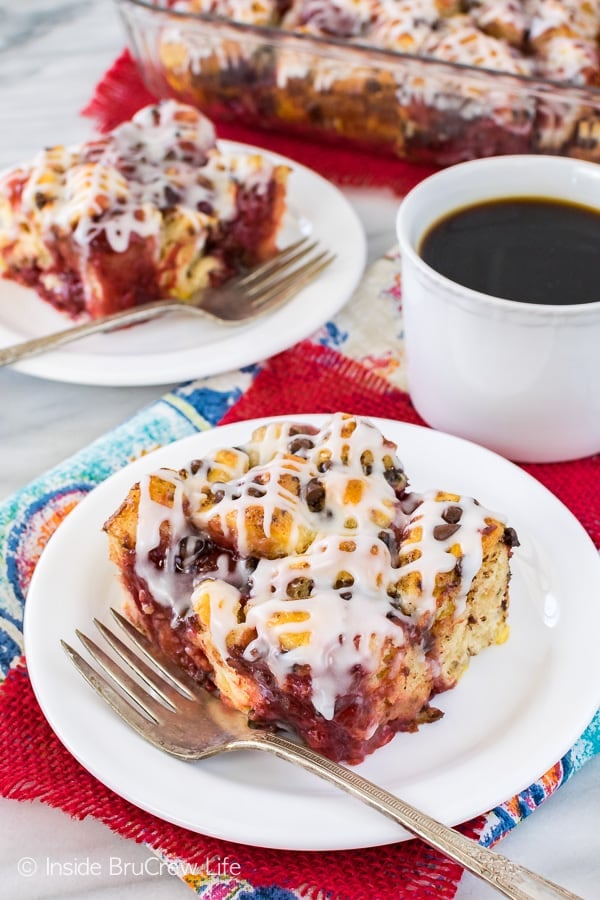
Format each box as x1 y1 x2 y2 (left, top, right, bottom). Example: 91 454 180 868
418 197 600 305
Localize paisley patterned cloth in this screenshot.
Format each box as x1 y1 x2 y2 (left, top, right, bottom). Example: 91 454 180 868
1 247 599 899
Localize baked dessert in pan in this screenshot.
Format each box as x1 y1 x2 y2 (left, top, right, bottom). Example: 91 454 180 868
140 0 600 162
104 414 519 763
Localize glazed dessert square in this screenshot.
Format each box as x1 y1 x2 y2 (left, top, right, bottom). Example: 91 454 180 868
0 100 289 318
104 413 519 764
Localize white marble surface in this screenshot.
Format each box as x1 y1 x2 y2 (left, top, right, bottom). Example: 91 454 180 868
0 2 598 898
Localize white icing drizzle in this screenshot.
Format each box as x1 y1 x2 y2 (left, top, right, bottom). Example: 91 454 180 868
134 471 192 616
398 489 505 619
242 533 405 719
161 23 248 70
276 50 369 92
421 17 532 74
370 0 440 52
305 413 402 533
535 34 600 83
282 0 380 37
526 0 600 43
244 421 316 465
400 18 533 123
198 579 245 665
468 0 527 44
172 0 278 25
10 99 275 260
190 453 319 557
128 414 508 720
133 463 252 618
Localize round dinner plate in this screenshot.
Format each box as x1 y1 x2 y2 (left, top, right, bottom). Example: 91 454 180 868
0 144 366 386
24 416 600 851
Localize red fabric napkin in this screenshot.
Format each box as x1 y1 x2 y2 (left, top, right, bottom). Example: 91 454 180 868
81 49 440 196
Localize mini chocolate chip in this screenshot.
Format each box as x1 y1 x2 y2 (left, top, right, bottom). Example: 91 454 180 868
305 478 325 512
163 185 180 208
503 526 520 548
189 459 202 474
340 591 353 601
317 459 332 473
286 577 314 599
378 530 393 552
442 505 463 524
334 571 354 589
247 486 265 498
384 466 406 488
289 436 314 455
174 536 207 573
34 191 49 209
289 422 319 437
360 450 374 476
433 523 461 541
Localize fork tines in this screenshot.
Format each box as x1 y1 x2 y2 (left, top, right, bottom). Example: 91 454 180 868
61 610 205 753
234 237 335 314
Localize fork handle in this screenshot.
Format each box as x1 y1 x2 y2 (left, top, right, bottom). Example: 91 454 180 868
248 732 580 900
0 299 181 367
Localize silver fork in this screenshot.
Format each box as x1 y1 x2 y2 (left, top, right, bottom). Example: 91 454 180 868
0 238 333 367
62 610 581 900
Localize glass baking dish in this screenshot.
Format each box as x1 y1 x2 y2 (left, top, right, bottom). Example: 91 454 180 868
115 0 600 167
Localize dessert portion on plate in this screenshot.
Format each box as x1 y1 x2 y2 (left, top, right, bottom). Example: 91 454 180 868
138 0 600 163
0 100 289 319
104 413 519 764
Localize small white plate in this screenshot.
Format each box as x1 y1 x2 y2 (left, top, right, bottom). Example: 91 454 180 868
0 145 366 386
24 417 600 851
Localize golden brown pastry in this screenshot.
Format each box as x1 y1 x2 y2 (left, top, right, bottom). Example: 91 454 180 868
0 100 289 319
104 413 518 763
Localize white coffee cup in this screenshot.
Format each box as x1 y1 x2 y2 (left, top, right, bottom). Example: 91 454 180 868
396 155 600 463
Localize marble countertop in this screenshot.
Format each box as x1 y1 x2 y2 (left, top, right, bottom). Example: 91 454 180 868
1 2 598 898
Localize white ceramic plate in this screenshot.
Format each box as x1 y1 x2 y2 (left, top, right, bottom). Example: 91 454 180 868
24 417 600 851
0 145 366 386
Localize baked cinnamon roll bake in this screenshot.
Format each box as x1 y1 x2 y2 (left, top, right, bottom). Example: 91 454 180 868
0 100 289 319
104 413 518 763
